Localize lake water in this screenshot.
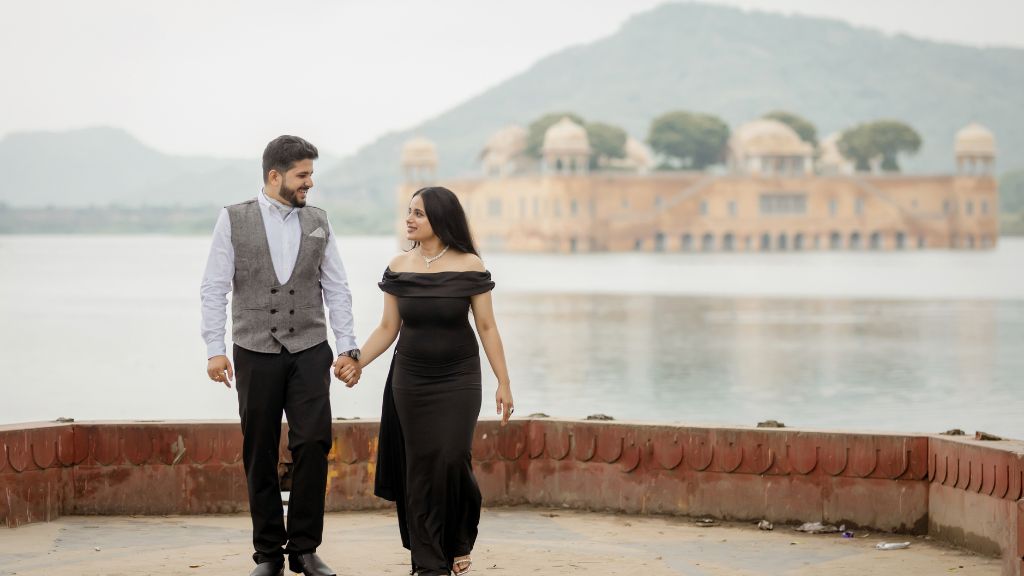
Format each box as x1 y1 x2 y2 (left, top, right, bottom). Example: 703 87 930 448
1 235 1022 438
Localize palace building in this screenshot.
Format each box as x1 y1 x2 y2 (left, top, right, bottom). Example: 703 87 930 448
396 118 999 252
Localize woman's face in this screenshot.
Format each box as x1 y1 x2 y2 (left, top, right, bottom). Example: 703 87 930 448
406 194 435 242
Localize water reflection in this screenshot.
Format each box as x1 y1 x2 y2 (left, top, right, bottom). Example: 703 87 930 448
491 295 1024 438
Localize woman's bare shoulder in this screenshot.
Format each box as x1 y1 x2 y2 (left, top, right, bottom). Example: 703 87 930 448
388 251 414 272
451 251 485 272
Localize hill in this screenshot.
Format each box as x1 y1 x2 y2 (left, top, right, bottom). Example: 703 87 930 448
317 2 1024 202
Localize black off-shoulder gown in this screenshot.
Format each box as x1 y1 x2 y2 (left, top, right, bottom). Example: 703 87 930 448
374 268 495 576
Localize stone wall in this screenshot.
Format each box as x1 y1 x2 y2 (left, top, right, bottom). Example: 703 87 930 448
2 420 1021 574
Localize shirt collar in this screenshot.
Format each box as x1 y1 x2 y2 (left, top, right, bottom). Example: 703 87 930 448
259 190 296 219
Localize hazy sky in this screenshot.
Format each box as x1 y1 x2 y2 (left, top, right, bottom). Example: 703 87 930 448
3 0 1021 159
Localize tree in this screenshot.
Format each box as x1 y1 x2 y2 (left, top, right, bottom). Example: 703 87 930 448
526 112 585 158
870 120 922 171
763 110 817 145
584 122 627 167
838 120 922 172
647 111 730 170
837 125 876 172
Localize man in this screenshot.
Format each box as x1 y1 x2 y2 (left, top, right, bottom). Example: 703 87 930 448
201 135 361 576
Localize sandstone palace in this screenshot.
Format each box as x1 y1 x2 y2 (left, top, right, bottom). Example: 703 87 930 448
396 118 998 253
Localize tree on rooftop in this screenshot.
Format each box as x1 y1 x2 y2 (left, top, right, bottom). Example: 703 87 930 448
647 111 730 170
839 120 922 172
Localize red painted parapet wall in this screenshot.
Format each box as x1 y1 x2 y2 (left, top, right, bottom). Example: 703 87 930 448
2 420 1023 575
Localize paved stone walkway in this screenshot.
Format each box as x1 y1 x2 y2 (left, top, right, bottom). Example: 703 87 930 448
0 507 1000 575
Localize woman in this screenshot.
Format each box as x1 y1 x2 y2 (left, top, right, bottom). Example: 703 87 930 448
339 186 514 575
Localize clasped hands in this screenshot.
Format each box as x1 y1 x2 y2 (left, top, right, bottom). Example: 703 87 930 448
333 355 361 387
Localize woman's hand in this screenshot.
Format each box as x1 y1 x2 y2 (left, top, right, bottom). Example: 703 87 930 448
333 356 361 387
495 383 514 426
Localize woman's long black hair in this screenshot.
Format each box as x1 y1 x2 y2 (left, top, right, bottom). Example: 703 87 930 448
409 186 480 257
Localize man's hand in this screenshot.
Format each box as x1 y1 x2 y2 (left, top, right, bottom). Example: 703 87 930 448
207 355 233 389
333 355 361 388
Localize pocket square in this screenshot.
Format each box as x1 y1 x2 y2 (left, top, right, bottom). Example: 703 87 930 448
309 227 326 238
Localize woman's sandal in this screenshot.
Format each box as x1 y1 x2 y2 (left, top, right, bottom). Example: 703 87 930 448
452 556 472 575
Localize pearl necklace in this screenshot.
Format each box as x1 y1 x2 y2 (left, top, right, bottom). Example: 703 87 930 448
419 245 449 269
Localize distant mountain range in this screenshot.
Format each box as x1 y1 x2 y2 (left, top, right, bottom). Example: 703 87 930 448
319 2 1024 202
1 2 1022 216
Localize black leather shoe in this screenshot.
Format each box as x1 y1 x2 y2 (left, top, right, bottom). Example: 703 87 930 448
249 561 284 576
288 552 336 576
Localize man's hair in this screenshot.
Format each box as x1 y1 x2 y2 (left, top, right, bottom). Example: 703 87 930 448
262 135 319 183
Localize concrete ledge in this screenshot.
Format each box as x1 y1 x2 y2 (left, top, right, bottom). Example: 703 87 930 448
2 419 1022 574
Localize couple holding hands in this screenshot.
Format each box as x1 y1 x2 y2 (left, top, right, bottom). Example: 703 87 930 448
200 135 513 576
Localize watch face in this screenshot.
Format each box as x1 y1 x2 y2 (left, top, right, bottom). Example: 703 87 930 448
346 349 361 361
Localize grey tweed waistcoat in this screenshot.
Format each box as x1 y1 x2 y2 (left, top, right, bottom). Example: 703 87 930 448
226 199 329 354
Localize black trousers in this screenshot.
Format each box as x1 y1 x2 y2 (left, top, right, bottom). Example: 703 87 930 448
233 341 334 565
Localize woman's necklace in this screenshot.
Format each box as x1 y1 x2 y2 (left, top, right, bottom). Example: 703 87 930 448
419 245 449 269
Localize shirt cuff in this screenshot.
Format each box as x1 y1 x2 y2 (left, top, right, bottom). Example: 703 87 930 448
207 342 227 359
335 338 358 356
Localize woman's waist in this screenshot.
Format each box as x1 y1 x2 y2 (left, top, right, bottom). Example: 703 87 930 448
395 350 483 373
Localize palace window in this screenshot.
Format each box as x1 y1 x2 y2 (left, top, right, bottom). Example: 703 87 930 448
870 231 882 250
943 200 951 215
896 232 906 250
722 233 735 251
982 200 989 215
533 197 540 217
681 233 693 251
728 201 737 217
760 233 771 251
571 199 579 216
829 231 842 250
701 233 714 252
966 201 974 216
759 193 807 215
829 198 838 217
855 198 864 216
654 232 666 252
700 200 708 216
794 233 805 251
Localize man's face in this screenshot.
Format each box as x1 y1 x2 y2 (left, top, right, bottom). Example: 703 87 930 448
276 159 314 207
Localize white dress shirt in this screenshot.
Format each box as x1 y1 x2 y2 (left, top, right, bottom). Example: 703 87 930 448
200 191 357 358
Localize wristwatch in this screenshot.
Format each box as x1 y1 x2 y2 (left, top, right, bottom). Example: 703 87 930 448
339 348 361 361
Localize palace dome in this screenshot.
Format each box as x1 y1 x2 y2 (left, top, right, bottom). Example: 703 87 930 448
732 119 813 157
482 125 528 159
400 136 438 166
542 117 590 155
625 136 652 168
955 123 996 157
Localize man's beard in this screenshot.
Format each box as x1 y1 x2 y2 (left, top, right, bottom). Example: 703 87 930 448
279 182 308 207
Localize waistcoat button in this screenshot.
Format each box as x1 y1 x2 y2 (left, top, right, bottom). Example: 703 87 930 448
271 327 278 333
